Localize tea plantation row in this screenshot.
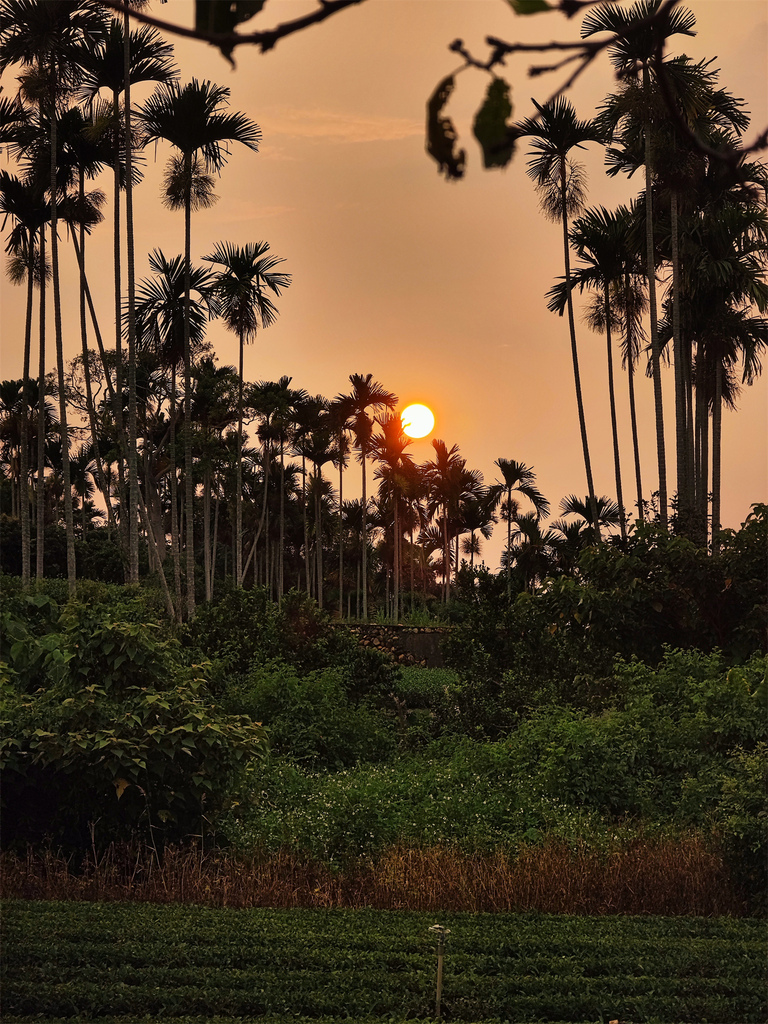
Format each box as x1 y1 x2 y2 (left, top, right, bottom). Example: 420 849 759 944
3 900 765 1023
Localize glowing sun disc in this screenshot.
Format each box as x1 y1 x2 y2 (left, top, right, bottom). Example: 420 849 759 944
401 403 435 439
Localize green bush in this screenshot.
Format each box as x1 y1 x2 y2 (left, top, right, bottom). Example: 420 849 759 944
0 602 267 851
224 658 395 767
188 588 398 697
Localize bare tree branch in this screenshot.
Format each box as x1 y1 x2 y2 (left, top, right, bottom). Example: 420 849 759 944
100 0 766 163
99 0 367 61
454 0 765 164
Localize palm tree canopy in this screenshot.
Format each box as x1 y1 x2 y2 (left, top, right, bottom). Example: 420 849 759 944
0 169 49 255
133 249 219 369
492 457 550 519
203 240 291 342
78 17 178 102
509 97 604 222
137 78 261 169
580 0 696 74
0 0 106 98
511 97 604 176
339 373 398 461
560 493 621 527
547 204 645 315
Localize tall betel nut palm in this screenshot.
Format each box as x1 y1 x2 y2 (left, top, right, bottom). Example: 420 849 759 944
582 0 697 527
137 79 261 617
0 0 107 595
203 241 291 589
79 10 178 583
491 458 549 599
338 374 397 621
509 97 603 538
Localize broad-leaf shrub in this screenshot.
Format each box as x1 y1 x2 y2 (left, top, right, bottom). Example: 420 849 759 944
187 587 397 693
442 509 767 724
224 651 766 880
0 602 267 850
224 659 395 767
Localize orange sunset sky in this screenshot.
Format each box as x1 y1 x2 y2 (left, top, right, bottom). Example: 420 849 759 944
1 0 766 570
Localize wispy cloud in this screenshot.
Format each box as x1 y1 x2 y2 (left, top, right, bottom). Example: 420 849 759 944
257 107 422 143
215 202 296 223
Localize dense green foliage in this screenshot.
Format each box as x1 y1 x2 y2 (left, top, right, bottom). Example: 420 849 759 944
0 588 267 850
1 518 766 906
221 652 766 886
3 900 765 1022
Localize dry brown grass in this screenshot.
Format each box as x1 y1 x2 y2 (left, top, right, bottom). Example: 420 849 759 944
0 836 748 915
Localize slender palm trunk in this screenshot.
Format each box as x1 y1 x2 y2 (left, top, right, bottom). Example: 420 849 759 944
203 461 211 602
442 509 449 602
560 156 599 539
711 360 723 554
136 482 175 620
695 353 709 539
76 185 115 533
111 88 128 564
49 96 76 594
627 356 644 522
338 440 344 619
301 453 310 594
242 439 270 579
684 333 697 536
169 367 182 617
670 192 692 533
393 493 400 622
70 231 119 401
315 472 323 610
361 450 368 620
643 67 668 526
70 223 122 532
20 233 34 588
279 438 285 605
622 270 644 522
604 285 626 541
236 330 244 585
506 486 512 599
124 16 140 583
409 520 415 614
36 224 46 581
211 477 220 600
182 154 195 617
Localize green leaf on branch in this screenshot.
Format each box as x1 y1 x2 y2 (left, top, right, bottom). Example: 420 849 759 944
507 0 553 13
426 75 466 181
473 77 515 169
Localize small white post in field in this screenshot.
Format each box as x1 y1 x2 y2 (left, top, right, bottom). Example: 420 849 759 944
429 923 450 1020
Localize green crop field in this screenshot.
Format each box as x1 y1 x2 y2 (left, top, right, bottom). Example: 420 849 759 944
2 900 765 1024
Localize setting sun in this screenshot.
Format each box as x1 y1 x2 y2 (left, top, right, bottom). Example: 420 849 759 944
401 404 435 439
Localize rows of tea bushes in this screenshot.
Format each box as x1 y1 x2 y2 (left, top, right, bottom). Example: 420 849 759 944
3 900 766 1023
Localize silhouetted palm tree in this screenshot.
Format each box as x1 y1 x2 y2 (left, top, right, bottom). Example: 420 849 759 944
0 0 108 593
0 168 49 585
138 77 261 616
583 0 697 526
371 411 414 621
80 12 178 582
491 458 549 598
559 493 621 546
134 248 218 614
510 97 603 535
338 374 397 620
202 240 291 587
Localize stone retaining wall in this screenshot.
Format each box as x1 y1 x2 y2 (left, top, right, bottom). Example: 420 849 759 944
341 625 449 668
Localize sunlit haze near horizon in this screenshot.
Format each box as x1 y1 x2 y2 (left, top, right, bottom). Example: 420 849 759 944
1 0 766 570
